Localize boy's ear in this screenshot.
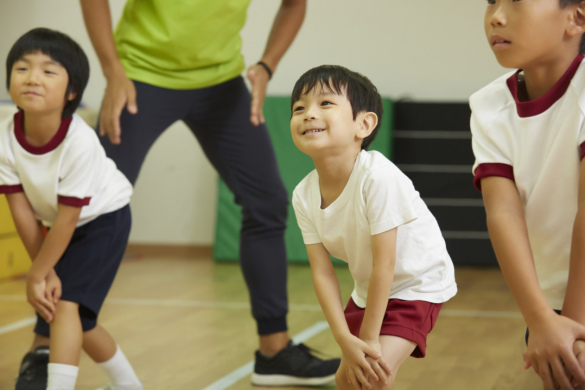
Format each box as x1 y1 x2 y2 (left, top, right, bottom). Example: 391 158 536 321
66 91 76 102
567 2 585 38
356 111 378 140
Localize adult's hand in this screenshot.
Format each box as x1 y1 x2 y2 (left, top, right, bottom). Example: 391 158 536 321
100 71 138 144
246 63 271 126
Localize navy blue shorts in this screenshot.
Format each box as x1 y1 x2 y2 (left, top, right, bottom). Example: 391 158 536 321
34 205 131 336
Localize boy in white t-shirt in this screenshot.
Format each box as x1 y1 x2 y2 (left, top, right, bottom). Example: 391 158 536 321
0 28 142 390
290 65 457 390
471 1 585 389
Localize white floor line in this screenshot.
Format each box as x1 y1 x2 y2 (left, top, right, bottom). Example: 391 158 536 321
202 321 329 390
0 316 36 335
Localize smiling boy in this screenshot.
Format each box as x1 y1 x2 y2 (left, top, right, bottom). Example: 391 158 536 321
471 1 585 389
290 65 457 390
1 28 142 390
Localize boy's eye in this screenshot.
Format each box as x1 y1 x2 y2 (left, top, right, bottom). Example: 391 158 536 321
486 0 495 4
321 101 333 106
293 106 304 112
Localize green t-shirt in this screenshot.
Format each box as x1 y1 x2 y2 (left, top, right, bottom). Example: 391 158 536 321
114 0 252 90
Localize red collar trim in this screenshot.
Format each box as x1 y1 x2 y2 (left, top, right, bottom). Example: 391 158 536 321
506 55 584 118
13 111 72 155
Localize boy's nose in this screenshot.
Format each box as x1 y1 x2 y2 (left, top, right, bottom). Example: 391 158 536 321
25 71 40 84
489 5 506 27
303 108 317 121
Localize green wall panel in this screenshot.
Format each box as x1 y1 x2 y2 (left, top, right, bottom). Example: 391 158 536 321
214 96 393 262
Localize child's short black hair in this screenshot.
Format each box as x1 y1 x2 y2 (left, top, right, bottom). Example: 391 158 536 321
291 65 383 150
561 0 585 54
6 28 90 119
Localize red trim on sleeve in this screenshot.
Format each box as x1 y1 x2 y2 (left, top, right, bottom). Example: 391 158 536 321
58 195 91 207
473 163 514 191
0 184 24 194
580 142 585 161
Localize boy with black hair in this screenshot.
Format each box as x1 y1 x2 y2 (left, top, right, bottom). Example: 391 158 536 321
1 28 142 390
290 65 457 390
471 1 585 389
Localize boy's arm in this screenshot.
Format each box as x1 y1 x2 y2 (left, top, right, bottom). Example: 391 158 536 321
562 157 585 324
359 229 397 378
6 192 43 259
306 243 382 389
79 0 137 144
27 204 81 322
246 0 306 126
482 176 585 389
6 193 69 321
359 228 397 341
28 203 81 282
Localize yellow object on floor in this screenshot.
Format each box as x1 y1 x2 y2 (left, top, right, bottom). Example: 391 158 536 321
0 195 30 279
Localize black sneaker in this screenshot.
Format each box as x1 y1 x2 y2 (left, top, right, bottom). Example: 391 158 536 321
252 341 340 386
15 346 49 390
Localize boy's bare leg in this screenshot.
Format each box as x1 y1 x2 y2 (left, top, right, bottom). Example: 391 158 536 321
82 325 117 362
84 325 143 389
30 334 50 351
335 335 415 390
49 300 82 365
259 331 289 355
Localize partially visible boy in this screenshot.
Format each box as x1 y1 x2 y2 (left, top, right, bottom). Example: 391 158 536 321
471 1 585 389
290 65 457 390
0 28 142 390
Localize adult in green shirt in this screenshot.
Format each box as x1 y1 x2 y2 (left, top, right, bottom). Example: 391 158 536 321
14 1 340 389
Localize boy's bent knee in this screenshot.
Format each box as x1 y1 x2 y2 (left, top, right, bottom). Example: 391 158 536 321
55 300 79 311
335 369 352 390
53 300 80 320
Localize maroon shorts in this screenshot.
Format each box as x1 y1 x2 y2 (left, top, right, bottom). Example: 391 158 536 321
344 298 442 358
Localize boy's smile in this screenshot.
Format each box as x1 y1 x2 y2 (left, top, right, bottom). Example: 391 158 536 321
9 51 74 118
290 85 362 157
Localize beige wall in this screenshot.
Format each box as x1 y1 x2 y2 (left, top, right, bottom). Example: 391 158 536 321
0 1 505 245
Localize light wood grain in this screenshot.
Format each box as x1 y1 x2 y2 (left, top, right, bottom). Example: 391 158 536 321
0 252 541 389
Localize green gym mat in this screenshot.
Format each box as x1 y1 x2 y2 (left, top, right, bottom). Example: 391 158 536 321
213 96 393 263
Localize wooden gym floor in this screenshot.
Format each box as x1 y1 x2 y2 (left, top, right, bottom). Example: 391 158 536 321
0 248 541 389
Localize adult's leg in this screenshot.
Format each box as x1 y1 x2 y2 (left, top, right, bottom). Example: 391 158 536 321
182 78 339 387
99 81 195 185
182 77 289 337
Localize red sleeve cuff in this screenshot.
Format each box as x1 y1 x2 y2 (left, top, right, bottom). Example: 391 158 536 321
0 184 24 194
473 163 514 191
58 195 91 207
580 141 585 161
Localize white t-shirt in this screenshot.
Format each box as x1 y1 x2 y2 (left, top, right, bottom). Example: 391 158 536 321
292 150 457 308
471 55 585 310
0 111 132 227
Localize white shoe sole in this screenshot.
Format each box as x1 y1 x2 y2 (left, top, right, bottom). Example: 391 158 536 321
251 373 335 386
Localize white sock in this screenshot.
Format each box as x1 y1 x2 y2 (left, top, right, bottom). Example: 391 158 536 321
47 363 79 390
97 345 142 390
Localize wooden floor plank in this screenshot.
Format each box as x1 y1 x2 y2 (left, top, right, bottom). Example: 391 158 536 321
0 255 541 389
